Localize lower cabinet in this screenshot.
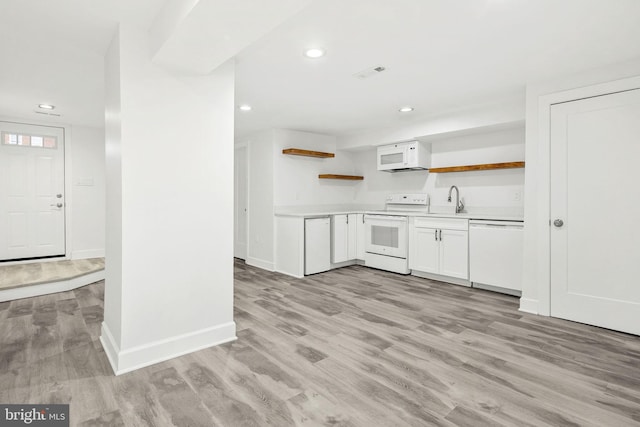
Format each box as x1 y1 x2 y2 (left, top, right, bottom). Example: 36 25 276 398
409 217 468 280
305 217 331 275
410 227 440 273
356 213 365 260
439 229 469 279
332 214 357 263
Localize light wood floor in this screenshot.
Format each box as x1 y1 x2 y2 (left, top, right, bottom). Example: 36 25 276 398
1 260 639 426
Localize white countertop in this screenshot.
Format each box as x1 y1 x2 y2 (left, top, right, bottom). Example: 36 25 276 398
274 205 524 222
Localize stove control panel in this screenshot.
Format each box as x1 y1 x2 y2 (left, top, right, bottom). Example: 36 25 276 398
386 193 429 205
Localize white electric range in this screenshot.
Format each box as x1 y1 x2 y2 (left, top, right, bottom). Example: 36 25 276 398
363 194 429 274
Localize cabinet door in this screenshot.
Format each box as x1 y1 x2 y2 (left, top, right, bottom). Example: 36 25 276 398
305 218 330 275
440 229 468 279
409 227 439 273
347 214 357 260
332 215 349 263
356 213 365 260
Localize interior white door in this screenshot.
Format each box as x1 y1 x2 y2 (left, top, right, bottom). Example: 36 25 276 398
0 121 65 260
234 144 248 260
550 88 640 336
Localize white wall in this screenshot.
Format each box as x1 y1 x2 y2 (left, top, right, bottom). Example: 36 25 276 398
353 127 525 214
104 29 123 348
238 128 364 271
273 129 359 207
521 57 640 315
70 125 105 259
338 98 525 150
240 126 525 273
102 25 236 375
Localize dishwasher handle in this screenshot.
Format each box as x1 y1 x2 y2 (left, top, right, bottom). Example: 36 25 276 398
470 220 523 229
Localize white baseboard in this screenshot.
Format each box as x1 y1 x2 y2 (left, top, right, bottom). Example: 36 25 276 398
0 256 67 266
100 321 237 376
274 268 303 279
100 322 121 374
411 270 471 287
519 297 539 314
0 270 105 302
246 257 274 271
330 260 357 270
71 248 105 259
472 282 521 297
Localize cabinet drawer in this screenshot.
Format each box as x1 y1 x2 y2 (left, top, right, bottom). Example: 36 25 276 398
414 217 468 231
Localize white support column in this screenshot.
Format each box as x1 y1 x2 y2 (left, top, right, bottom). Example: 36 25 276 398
101 25 236 375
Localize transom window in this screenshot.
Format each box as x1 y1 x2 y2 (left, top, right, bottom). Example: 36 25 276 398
2 132 57 148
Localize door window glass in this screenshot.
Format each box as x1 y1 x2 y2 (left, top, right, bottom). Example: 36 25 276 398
4 133 17 145
2 132 57 149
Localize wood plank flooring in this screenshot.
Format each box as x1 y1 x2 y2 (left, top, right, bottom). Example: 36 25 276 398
1 260 639 426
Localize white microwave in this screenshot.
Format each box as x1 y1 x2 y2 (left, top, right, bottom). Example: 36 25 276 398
377 140 431 172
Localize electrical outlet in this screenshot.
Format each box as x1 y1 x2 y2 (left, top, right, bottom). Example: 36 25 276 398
512 190 522 202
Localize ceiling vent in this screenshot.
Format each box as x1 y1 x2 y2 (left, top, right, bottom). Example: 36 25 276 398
34 111 61 117
353 66 386 80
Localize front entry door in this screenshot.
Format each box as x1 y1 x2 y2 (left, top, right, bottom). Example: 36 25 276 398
0 121 65 261
550 88 640 335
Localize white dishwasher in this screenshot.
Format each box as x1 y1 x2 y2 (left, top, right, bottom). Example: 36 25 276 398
469 220 523 296
305 217 331 275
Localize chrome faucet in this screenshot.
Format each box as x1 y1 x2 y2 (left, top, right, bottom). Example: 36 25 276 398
448 185 464 214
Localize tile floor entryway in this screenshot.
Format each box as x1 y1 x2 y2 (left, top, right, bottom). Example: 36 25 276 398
0 258 105 291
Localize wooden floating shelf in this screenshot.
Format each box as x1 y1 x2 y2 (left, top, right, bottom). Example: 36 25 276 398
429 161 525 173
282 148 335 158
318 174 364 181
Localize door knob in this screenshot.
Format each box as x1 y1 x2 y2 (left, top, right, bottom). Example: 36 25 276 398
553 219 564 227
56 194 62 198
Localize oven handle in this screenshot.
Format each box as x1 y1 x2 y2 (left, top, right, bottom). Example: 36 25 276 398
364 215 408 222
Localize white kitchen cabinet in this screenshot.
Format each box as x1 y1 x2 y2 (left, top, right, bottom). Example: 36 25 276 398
275 215 305 278
348 214 357 260
409 227 439 273
356 213 365 260
332 214 357 263
439 229 469 279
409 217 468 280
305 217 331 275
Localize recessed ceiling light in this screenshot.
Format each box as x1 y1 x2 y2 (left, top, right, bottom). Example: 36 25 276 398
239 105 252 112
398 106 414 113
38 104 55 110
304 48 326 59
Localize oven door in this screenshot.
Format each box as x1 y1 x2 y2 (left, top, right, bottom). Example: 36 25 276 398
377 145 407 171
365 215 408 258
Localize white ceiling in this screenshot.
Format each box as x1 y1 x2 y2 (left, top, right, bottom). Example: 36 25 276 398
0 0 166 127
234 0 640 138
2 0 640 137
